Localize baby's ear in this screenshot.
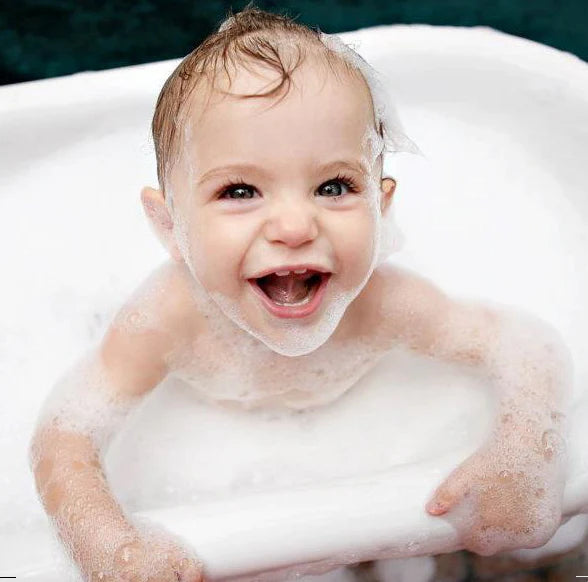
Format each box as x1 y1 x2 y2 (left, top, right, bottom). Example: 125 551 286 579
140 186 182 261
380 177 396 215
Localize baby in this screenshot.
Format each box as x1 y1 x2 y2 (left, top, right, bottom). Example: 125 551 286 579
29 4 574 582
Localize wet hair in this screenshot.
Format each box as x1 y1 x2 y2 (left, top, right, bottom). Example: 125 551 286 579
151 2 382 199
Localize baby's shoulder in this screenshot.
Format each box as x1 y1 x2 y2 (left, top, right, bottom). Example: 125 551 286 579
90 260 203 400
356 263 449 346
107 260 204 357
366 263 440 303
359 263 424 318
97 260 206 397
105 260 204 370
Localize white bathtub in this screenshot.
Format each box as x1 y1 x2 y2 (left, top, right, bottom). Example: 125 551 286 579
1 24 588 581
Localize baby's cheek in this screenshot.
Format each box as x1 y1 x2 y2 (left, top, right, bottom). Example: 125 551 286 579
346 209 380 264
182 227 221 281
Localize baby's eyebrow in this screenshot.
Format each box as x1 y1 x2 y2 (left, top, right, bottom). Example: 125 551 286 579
315 159 368 177
197 159 367 186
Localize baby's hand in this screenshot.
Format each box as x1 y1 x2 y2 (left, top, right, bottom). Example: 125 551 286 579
425 435 565 556
84 525 204 582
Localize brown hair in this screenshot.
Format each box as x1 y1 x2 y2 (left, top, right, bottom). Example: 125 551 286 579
151 2 378 198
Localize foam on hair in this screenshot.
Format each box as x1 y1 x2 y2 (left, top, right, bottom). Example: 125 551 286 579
318 31 420 158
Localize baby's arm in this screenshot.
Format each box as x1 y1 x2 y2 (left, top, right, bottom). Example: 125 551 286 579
372 264 573 554
29 262 203 581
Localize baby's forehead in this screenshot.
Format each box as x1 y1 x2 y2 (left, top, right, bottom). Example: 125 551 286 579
165 50 387 186
188 51 373 119
182 61 377 154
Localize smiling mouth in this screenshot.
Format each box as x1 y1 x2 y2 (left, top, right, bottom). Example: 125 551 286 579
252 271 326 305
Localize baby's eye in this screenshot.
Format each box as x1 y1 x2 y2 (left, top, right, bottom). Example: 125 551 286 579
218 182 258 200
217 174 359 201
317 175 359 198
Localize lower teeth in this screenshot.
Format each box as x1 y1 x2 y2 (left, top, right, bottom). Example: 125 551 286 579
273 292 313 306
271 282 319 306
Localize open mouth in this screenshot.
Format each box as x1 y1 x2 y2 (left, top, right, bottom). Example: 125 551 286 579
247 270 331 318
256 271 324 305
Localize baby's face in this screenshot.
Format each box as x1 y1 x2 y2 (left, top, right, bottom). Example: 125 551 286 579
160 58 394 356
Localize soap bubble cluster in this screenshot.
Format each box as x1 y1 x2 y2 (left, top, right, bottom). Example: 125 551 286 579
33 348 141 455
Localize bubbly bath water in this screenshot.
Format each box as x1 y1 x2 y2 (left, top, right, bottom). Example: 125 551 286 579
1 24 588 581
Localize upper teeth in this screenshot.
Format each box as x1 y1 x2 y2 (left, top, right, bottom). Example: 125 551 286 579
275 268 308 276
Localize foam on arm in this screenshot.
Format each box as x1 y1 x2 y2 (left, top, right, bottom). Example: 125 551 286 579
376 265 574 453
28 264 195 580
418 294 574 449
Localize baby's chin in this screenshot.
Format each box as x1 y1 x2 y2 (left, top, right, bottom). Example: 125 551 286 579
208 285 355 357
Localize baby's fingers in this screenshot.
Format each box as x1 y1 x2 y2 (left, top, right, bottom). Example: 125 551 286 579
426 469 470 516
166 548 204 582
174 556 205 582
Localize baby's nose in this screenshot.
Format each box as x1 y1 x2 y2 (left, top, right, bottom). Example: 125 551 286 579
264 200 319 247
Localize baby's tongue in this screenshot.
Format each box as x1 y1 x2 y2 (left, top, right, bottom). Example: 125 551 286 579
260 273 312 304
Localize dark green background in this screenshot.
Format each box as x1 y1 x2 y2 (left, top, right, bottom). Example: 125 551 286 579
1 0 586 86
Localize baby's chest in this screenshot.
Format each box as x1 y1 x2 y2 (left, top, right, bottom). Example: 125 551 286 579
170 327 386 410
